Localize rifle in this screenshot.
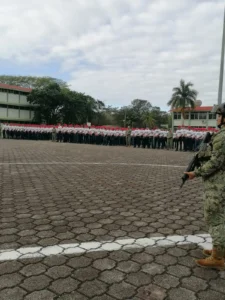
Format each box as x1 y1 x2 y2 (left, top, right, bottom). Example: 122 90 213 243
180 132 212 188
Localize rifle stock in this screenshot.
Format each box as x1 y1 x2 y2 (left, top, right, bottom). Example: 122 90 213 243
180 132 212 188
180 155 198 188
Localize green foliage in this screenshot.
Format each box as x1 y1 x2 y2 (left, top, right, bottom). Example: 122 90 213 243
111 102 169 128
27 83 66 124
0 75 170 127
167 79 197 112
167 79 198 126
60 89 88 124
0 75 68 89
142 112 156 128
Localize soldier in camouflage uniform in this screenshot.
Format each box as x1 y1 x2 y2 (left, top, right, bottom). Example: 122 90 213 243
126 126 132 147
52 126 57 142
167 129 173 150
185 103 225 269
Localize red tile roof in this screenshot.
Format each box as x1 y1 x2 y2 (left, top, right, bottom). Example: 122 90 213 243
194 106 213 112
172 106 213 112
0 83 32 93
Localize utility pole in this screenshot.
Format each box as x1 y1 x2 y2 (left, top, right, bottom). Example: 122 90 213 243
218 7 225 105
124 109 127 127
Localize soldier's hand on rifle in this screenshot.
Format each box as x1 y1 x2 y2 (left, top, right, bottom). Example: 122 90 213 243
184 172 196 180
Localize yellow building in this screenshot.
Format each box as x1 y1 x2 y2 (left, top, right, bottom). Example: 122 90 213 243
0 83 35 123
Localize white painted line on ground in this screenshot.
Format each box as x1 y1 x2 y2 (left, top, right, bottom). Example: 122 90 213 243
0 162 186 168
0 234 211 262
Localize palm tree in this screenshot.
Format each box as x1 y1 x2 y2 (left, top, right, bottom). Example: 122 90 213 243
167 79 198 125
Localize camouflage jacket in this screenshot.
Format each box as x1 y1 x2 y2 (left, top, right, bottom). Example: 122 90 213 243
126 129 132 136
167 132 173 139
195 126 225 182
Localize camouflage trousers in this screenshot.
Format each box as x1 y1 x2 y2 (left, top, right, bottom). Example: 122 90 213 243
167 138 173 149
204 195 225 251
52 133 56 142
126 136 131 146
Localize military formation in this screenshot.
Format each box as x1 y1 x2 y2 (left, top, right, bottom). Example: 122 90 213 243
1 102 225 272
0 123 215 152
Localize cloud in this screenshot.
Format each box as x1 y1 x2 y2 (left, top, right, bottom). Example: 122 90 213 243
0 0 224 110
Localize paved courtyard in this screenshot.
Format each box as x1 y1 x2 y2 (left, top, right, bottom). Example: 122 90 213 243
0 139 224 300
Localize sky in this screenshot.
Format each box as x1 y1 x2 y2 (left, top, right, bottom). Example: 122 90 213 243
0 0 224 111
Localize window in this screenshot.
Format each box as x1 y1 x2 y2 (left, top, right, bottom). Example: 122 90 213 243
0 104 31 110
199 112 207 119
191 112 199 119
209 113 216 120
0 104 8 108
0 102 33 108
0 89 29 96
174 112 181 120
184 113 189 120
8 90 19 95
7 105 20 109
20 106 30 111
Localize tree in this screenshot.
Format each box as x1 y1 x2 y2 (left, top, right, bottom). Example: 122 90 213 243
113 106 129 127
92 100 106 125
142 112 156 128
85 96 98 123
27 82 105 125
111 100 169 128
60 89 88 124
1 75 171 127
100 106 121 126
0 75 68 89
131 99 152 127
27 83 66 124
149 107 169 128
167 79 198 125
113 106 139 127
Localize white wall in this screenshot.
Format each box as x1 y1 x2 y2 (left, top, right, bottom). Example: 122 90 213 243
30 111 34 119
208 120 217 127
174 120 183 126
0 92 7 103
20 110 30 119
190 120 207 127
174 119 216 128
184 120 191 126
0 108 7 118
0 92 30 105
8 93 19 104
20 95 29 105
8 108 19 119
0 107 33 121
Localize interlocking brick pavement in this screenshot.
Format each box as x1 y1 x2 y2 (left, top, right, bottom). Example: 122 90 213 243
0 140 225 299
